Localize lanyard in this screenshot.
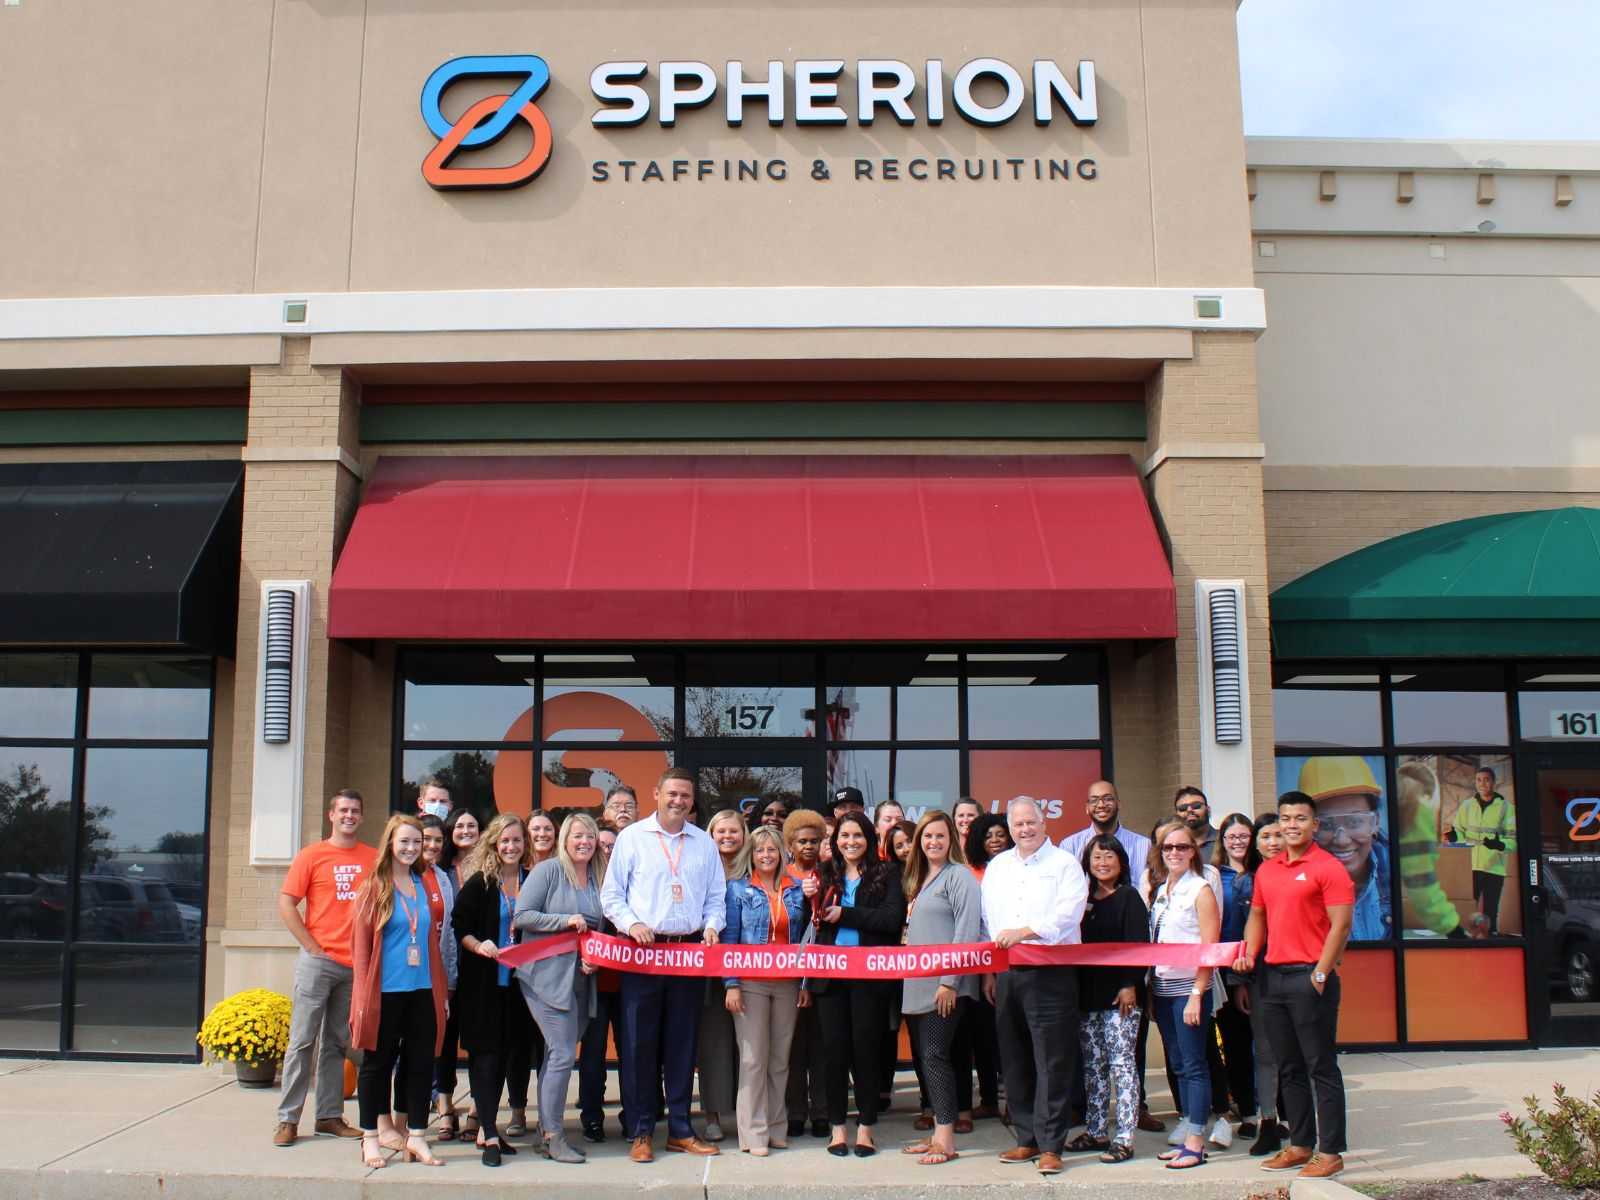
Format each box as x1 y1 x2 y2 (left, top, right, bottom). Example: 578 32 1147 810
655 830 686 878
396 883 420 945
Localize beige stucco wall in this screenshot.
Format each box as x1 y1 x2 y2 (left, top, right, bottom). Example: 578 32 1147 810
1 0 1253 300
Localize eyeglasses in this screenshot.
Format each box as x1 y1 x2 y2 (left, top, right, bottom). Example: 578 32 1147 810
1314 812 1378 837
1087 794 1117 805
1175 801 1207 814
1223 832 1253 843
1161 843 1196 854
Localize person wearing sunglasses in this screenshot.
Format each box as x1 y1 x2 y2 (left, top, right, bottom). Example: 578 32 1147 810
1173 787 1217 864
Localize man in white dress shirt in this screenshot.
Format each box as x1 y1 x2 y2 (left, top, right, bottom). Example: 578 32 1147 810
981 795 1089 1177
600 767 726 1163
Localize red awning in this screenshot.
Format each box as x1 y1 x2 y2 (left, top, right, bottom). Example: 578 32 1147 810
328 455 1175 641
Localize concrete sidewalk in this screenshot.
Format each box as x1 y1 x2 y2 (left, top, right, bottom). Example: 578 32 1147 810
2 1048 1592 1198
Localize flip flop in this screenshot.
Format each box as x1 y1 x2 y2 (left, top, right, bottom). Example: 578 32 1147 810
919 1148 959 1166
1164 1146 1207 1169
902 1140 934 1155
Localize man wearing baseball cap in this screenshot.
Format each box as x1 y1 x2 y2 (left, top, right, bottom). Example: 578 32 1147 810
832 787 866 819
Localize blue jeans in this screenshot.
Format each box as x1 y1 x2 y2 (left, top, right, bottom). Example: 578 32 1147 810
1153 990 1213 1138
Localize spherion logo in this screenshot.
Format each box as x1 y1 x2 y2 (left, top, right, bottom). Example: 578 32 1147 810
420 54 553 190
1566 797 1600 842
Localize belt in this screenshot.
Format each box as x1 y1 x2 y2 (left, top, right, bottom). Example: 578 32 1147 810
1265 963 1314 974
653 931 703 944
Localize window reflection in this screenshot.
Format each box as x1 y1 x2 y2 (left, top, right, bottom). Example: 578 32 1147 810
685 652 815 739
402 749 502 826
0 654 77 739
0 747 75 939
0 944 61 1051
71 948 200 1054
827 749 958 820
1272 689 1382 747
1392 691 1509 746
1518 691 1600 744
822 652 958 741
81 749 207 943
541 749 673 818
88 656 210 740
968 683 1098 741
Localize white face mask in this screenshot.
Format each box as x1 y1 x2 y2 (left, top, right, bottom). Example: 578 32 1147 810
421 800 450 820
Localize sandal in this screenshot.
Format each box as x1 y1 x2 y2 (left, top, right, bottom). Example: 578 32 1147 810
1066 1132 1109 1153
360 1133 387 1170
438 1113 459 1142
1163 1146 1207 1169
403 1134 445 1166
919 1148 959 1166
901 1140 934 1155
505 1109 528 1137
1100 1142 1134 1164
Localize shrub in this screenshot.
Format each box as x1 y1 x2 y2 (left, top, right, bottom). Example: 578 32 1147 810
197 988 292 1065
1501 1084 1600 1189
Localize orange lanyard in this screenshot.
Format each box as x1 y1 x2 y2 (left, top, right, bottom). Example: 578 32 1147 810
396 883 420 945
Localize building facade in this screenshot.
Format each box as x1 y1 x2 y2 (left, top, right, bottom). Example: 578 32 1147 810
0 2 1593 1059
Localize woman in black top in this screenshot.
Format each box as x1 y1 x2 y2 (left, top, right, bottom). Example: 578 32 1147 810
1070 834 1149 1163
806 811 907 1157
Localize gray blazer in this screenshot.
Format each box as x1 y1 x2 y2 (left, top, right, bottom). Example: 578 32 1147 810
902 863 984 1015
511 858 603 1017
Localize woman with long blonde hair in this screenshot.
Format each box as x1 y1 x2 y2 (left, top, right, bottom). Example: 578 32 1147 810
698 808 747 1142
349 814 448 1168
451 813 536 1166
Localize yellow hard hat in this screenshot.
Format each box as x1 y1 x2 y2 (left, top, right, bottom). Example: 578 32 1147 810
1298 756 1380 802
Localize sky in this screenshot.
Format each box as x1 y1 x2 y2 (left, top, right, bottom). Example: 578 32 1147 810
1237 1 1600 141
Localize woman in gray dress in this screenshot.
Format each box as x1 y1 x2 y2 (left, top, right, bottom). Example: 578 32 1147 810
900 809 983 1167
512 811 606 1165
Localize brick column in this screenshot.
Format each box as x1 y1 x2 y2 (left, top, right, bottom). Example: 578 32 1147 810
1142 332 1276 813
218 338 362 996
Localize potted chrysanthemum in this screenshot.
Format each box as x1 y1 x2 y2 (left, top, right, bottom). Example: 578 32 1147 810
197 988 292 1087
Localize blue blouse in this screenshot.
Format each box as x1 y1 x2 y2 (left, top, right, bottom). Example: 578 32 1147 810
497 888 513 987
834 875 862 948
380 883 431 993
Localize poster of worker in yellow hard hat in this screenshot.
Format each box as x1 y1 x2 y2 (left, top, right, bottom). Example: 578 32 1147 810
1401 753 1519 938
1275 755 1391 941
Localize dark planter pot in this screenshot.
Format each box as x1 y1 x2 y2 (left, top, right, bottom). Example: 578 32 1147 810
235 1059 280 1088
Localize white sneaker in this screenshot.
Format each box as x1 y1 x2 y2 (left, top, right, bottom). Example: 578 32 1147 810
1209 1116 1234 1149
1166 1124 1185 1146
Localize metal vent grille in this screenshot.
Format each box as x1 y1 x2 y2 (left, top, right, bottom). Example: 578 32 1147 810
1209 587 1243 744
262 588 295 744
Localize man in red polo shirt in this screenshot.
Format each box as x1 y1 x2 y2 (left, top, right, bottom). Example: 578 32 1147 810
1233 790 1353 1180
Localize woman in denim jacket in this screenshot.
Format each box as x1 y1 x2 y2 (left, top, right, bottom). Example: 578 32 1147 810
723 825 811 1155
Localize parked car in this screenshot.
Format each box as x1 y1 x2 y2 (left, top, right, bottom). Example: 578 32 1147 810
1541 857 1600 1003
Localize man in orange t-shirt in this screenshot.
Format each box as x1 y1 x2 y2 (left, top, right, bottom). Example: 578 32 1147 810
272 788 378 1147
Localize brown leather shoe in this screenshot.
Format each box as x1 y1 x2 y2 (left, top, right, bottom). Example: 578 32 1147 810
999 1144 1041 1163
314 1117 361 1139
1137 1111 1167 1133
1298 1153 1345 1179
629 1135 655 1163
1261 1146 1314 1172
1036 1151 1064 1175
272 1122 297 1148
664 1135 721 1156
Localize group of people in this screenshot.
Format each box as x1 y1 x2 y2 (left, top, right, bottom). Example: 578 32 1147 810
269 771 1354 1181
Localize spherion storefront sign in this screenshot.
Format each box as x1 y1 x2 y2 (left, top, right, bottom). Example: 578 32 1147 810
421 54 1099 191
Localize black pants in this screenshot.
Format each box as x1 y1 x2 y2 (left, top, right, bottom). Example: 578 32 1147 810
1473 870 1505 934
359 988 436 1132
910 1000 967 1126
1259 965 1345 1154
434 992 461 1098
578 987 627 1130
994 965 1079 1154
467 983 535 1140
1215 997 1256 1116
1136 1006 1152 1111
815 981 890 1127
880 982 903 1104
951 995 999 1110
785 1000 827 1123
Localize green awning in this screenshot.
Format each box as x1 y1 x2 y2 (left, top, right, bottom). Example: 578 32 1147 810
1271 507 1600 659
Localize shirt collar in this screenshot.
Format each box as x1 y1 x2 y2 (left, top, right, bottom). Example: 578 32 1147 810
1015 837 1057 866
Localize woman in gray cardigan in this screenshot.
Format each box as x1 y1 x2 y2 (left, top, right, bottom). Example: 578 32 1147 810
900 810 983 1167
512 811 605 1165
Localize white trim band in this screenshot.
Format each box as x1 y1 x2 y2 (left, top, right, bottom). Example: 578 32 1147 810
0 285 1266 341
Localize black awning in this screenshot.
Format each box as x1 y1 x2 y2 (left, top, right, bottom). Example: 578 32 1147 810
0 461 244 654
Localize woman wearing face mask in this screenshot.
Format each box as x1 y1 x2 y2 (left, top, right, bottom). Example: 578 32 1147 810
434 808 479 1139
452 814 536 1166
807 811 906 1158
723 825 810 1155
697 810 747 1142
350 815 448 1168
512 812 607 1164
900 811 981 1167
1072 834 1148 1163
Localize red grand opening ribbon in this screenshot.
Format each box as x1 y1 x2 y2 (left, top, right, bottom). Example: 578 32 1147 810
497 930 1242 980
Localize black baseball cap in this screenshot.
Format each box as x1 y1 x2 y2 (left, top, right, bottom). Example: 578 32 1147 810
832 786 866 813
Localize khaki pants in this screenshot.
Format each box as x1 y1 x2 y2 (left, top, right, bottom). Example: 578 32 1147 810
277 949 353 1125
731 979 800 1151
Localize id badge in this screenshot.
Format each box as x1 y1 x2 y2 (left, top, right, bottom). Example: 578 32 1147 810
671 882 685 904
406 944 421 967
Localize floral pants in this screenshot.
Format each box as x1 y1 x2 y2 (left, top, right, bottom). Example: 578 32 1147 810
1079 1006 1142 1146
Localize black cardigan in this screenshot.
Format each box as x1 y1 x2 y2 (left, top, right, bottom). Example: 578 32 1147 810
451 870 532 1055
1078 883 1150 1011
806 865 907 994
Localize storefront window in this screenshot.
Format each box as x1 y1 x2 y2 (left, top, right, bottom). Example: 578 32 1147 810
821 652 958 741
401 748 502 823
685 651 815 738
967 654 1100 741
1272 682 1381 747
968 748 1103 839
88 656 210 740
402 651 534 742
0 746 74 890
1393 692 1509 746
71 947 201 1055
828 749 959 818
1396 753 1519 939
1518 690 1600 744
0 653 77 739
540 748 673 816
543 653 675 742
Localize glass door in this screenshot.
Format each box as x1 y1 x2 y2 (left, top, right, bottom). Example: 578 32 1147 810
678 745 819 828
1524 753 1600 1045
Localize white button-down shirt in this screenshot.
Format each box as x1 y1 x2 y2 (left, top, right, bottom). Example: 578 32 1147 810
980 837 1089 946
600 813 727 936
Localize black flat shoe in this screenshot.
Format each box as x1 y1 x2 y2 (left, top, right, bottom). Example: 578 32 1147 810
1249 1122 1284 1158
787 1118 805 1138
853 1143 878 1158
582 1123 605 1144
827 1141 849 1157
811 1119 830 1138
481 1143 502 1167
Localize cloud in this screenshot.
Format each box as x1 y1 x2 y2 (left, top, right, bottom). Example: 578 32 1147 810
1238 1 1600 139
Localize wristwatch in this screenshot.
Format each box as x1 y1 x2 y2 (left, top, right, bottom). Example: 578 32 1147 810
1312 970 1328 985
